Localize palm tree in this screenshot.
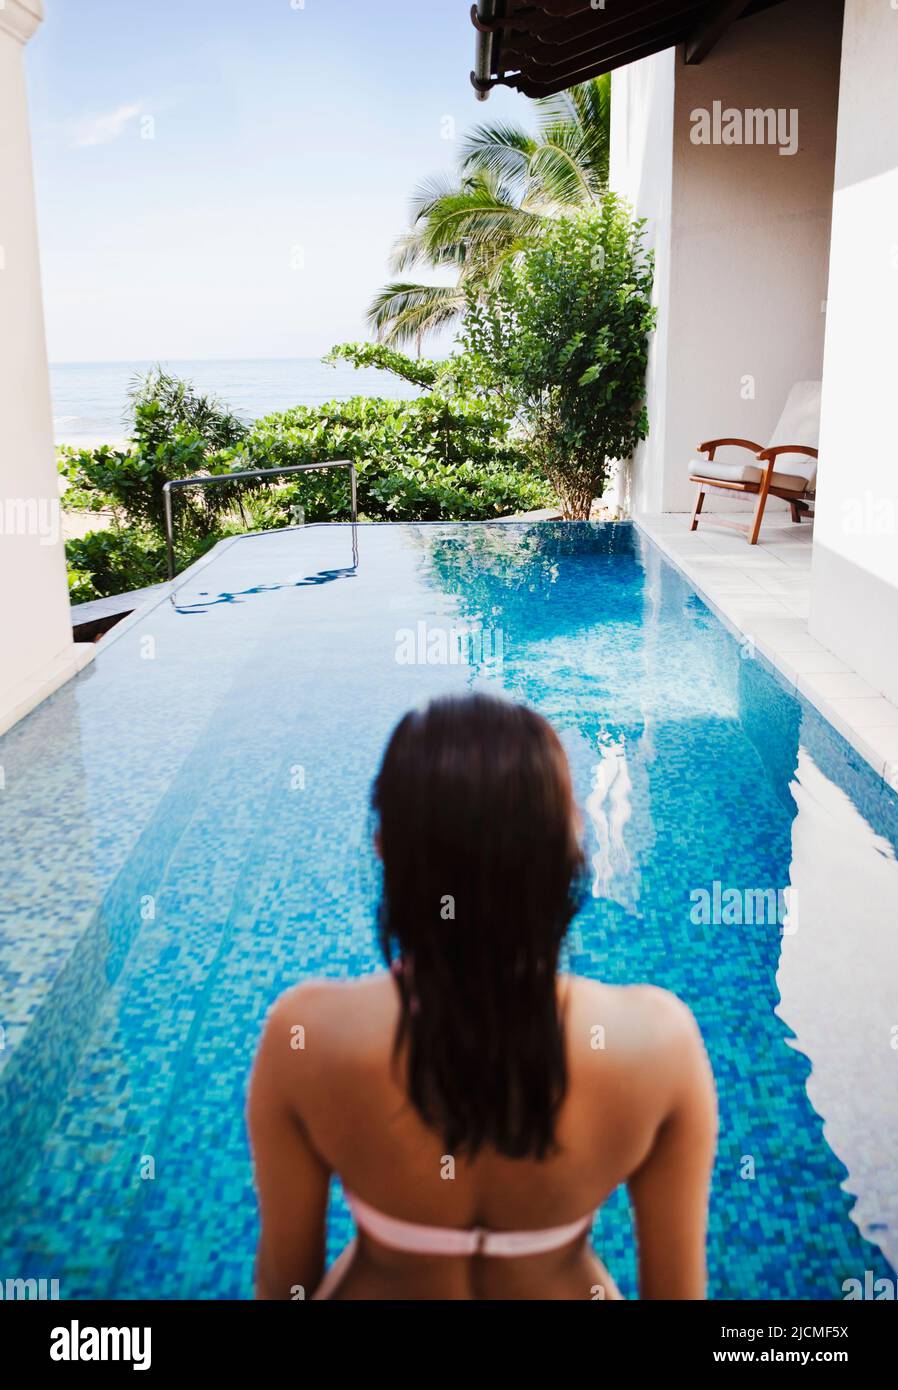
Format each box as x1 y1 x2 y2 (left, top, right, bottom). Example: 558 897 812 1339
369 75 610 349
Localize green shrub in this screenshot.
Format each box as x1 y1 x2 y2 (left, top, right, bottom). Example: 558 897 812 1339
462 200 655 518
128 367 248 454
67 565 97 606
60 358 555 598
65 528 169 603
60 368 250 543
324 341 438 389
230 393 551 523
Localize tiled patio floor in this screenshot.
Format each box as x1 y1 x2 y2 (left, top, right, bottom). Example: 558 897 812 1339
636 511 898 788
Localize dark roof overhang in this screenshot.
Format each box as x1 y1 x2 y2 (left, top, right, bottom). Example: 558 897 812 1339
471 0 791 100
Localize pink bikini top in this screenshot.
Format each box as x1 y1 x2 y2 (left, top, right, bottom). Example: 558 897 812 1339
345 1189 593 1258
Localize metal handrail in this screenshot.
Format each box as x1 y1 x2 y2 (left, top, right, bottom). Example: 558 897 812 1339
162 459 358 579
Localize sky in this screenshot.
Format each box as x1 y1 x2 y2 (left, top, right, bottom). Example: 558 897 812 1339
26 0 533 364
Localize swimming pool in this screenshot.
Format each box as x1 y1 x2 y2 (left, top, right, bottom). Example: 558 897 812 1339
1 521 896 1298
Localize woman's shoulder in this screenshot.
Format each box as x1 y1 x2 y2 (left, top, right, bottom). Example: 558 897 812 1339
563 975 703 1058
264 973 396 1052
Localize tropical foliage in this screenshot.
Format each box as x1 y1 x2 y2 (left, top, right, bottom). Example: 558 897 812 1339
66 529 169 606
324 341 438 389
60 369 250 539
369 75 611 347
62 77 659 600
62 359 552 601
461 199 656 519
235 390 550 525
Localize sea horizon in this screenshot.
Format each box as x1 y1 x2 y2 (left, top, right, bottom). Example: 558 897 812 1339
51 355 426 448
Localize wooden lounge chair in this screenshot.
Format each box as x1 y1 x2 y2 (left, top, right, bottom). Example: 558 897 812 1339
690 381 821 545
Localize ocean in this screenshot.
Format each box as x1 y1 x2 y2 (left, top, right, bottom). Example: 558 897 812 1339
50 357 423 448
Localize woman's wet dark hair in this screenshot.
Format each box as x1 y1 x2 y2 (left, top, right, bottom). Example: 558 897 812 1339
372 693 586 1161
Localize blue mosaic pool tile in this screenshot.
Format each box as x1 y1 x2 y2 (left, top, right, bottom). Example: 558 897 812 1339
0 523 895 1299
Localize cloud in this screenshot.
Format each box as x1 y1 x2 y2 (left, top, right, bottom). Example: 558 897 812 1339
70 103 142 149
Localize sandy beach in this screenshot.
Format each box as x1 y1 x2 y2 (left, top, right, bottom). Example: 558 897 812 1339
57 434 128 451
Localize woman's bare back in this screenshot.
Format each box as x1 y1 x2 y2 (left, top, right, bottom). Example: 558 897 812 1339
248 972 716 1300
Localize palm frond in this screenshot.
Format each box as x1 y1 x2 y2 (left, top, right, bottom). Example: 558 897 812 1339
535 74 609 139
389 229 466 275
460 233 537 288
406 171 468 225
459 122 538 196
368 75 610 349
535 75 610 188
527 126 603 206
416 187 544 261
366 282 466 348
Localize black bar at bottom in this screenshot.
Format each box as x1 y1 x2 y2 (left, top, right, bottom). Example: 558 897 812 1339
0 1296 887 1375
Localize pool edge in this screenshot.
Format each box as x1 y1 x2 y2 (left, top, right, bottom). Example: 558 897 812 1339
633 516 895 790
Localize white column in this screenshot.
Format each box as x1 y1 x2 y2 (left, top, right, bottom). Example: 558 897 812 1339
0 0 93 737
809 0 898 711
609 49 676 516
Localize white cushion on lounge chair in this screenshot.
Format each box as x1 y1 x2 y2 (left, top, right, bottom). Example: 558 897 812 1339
771 456 817 493
694 460 811 492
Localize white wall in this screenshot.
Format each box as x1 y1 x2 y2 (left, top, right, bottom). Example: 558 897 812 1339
609 48 676 515
0 0 92 737
809 0 898 707
613 0 843 514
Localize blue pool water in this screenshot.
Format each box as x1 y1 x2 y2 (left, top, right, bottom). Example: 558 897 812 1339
1 522 896 1299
